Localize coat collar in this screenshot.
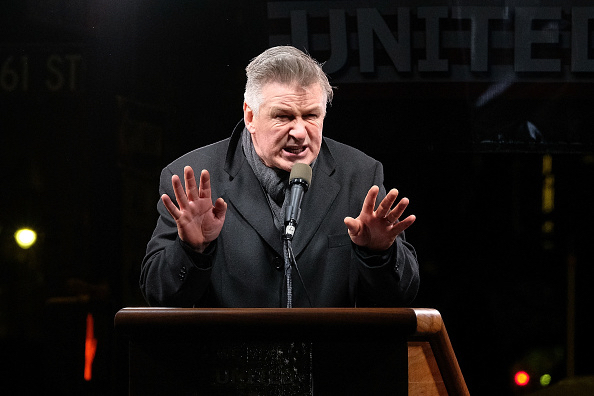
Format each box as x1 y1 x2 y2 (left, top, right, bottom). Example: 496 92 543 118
222 120 341 257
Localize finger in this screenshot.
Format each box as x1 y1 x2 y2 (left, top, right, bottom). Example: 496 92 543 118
376 189 399 219
199 169 212 199
386 197 409 223
161 194 181 220
213 198 227 220
184 166 199 201
390 214 416 235
361 186 380 215
171 174 189 210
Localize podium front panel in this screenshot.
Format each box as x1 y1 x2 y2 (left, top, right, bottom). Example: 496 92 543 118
115 307 468 395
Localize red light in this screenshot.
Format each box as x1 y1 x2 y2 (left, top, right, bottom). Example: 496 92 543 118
515 371 530 386
84 313 97 381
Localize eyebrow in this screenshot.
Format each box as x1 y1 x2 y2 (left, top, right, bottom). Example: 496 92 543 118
269 105 323 115
269 106 290 114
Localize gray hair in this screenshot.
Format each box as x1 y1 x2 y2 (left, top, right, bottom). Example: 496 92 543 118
244 46 334 115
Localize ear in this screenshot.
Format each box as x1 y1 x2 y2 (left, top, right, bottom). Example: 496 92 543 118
243 102 256 133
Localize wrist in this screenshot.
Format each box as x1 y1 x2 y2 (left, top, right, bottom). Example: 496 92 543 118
180 238 210 254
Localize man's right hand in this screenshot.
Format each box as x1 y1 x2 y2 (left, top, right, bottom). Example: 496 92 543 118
161 166 227 253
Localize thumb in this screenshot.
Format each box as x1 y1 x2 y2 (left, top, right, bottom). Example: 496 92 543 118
213 198 227 219
344 217 361 236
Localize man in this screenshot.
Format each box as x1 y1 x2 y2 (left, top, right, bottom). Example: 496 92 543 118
140 46 419 308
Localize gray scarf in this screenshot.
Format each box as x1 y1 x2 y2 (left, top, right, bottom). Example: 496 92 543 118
241 128 290 229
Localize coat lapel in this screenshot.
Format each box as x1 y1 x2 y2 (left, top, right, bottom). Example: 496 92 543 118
223 123 284 256
291 140 340 256
225 163 285 256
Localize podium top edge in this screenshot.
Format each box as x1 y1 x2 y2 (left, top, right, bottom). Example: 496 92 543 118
114 307 441 335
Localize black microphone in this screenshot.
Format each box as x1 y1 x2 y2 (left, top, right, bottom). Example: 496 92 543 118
283 163 312 240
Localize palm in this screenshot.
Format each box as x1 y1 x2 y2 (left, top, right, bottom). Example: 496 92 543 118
162 167 227 252
345 186 415 252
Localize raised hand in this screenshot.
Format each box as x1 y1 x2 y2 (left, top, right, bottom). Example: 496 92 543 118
161 166 227 253
344 185 415 252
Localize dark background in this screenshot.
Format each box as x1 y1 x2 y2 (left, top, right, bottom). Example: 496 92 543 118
1 1 593 395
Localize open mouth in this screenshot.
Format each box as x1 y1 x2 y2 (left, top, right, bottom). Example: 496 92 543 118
283 146 306 155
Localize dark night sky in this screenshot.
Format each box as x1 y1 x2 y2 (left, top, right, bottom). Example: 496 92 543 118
1 1 594 394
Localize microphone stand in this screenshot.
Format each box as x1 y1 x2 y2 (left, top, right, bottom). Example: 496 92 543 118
282 229 312 308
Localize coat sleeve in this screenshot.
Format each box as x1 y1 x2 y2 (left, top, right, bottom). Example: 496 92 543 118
354 235 419 306
139 166 215 307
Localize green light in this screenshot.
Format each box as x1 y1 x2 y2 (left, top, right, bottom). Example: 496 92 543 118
15 228 37 249
540 374 552 386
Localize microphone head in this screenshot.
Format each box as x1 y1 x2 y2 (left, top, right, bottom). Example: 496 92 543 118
289 163 312 187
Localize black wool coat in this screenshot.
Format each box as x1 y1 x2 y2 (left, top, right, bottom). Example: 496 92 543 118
140 122 419 308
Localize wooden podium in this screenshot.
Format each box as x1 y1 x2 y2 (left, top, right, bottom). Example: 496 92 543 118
114 308 468 395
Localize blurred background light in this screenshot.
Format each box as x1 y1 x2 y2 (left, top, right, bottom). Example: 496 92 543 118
515 371 530 386
14 228 37 249
540 374 552 386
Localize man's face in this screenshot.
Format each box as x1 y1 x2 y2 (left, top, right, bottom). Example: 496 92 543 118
244 82 326 172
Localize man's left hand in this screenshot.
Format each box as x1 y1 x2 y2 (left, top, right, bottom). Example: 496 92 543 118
344 186 416 252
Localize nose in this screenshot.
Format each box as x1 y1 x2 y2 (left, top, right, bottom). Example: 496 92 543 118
289 118 307 140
